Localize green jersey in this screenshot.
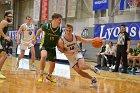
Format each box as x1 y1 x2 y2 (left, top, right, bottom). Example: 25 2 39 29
133 47 140 56
42 23 62 48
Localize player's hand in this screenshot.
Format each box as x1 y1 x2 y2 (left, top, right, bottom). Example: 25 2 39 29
17 39 20 45
32 39 36 45
4 36 11 41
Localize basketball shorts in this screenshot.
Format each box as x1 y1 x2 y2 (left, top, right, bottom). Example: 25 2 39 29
0 39 13 53
41 46 56 62
66 52 83 68
20 40 34 50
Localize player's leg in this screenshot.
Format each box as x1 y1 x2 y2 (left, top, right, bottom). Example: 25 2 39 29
138 54 140 64
16 50 25 68
73 64 97 87
0 51 7 79
37 49 47 82
30 46 36 70
76 52 100 74
77 58 100 74
46 49 56 83
16 42 27 68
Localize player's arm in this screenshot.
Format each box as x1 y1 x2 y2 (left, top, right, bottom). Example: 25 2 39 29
57 38 65 53
34 28 43 40
0 20 10 40
76 35 93 44
32 26 36 45
126 33 131 53
16 24 24 45
127 40 131 53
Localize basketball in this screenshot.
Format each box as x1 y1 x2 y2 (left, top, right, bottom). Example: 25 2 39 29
92 37 103 48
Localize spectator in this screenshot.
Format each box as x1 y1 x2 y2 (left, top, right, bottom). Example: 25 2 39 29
95 41 107 67
103 41 116 68
128 42 140 73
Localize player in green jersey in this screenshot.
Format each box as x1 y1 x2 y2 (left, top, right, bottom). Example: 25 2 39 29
34 13 62 83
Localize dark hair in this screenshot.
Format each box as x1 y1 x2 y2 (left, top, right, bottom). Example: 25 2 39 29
52 13 62 19
109 41 113 45
4 12 12 18
120 24 126 27
26 16 31 19
40 24 43 28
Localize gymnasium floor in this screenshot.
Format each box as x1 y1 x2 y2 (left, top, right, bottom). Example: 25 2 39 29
0 56 140 93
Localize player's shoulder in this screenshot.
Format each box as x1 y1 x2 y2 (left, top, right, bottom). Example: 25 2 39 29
0 20 8 26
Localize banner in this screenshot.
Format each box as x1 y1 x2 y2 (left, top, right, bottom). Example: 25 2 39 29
33 0 41 21
93 0 108 10
49 0 66 20
41 0 48 21
120 0 125 10
8 30 17 39
94 22 140 40
67 0 76 17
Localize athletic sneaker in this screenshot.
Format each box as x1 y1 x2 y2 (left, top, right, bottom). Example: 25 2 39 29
30 63 37 71
90 77 97 87
38 74 43 83
0 72 6 79
91 66 100 74
46 74 56 83
109 65 115 70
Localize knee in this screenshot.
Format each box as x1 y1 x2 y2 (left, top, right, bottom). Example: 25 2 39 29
2 52 7 57
79 65 85 70
74 68 81 74
41 52 47 58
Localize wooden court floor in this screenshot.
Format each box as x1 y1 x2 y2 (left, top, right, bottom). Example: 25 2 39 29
0 56 140 93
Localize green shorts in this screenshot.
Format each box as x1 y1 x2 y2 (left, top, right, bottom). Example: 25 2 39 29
41 46 56 62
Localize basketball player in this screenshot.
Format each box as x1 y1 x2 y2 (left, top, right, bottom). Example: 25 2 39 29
57 24 100 87
16 16 36 70
34 13 63 83
0 12 13 79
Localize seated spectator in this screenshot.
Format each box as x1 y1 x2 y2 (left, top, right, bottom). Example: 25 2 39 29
103 41 116 68
95 41 107 67
128 42 140 73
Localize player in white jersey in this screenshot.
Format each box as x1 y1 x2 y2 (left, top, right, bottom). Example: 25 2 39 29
57 24 100 87
16 16 36 70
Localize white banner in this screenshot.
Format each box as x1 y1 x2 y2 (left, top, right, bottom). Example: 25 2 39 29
33 0 41 22
56 0 66 18
49 0 57 20
67 0 76 17
49 0 66 19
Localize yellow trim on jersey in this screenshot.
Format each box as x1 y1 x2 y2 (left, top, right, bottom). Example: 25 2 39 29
40 33 45 46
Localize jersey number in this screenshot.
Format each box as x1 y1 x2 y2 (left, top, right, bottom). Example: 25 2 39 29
50 37 54 41
70 46 74 50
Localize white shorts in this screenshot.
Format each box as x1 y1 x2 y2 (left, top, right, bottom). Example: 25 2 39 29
66 52 83 68
20 40 34 50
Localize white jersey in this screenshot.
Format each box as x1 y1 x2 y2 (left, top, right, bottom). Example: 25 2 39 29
61 33 78 55
22 23 34 41
61 33 83 68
